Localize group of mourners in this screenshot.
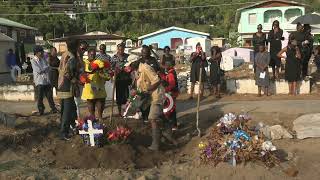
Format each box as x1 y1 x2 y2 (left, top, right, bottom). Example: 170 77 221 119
252 20 314 96
188 20 316 98
29 40 181 151
27 19 316 149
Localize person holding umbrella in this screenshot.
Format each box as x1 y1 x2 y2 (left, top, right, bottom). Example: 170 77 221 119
302 24 314 78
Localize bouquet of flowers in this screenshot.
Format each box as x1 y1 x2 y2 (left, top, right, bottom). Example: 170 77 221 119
81 59 113 85
199 113 280 168
106 126 132 144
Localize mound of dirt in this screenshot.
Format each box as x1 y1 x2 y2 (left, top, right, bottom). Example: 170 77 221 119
0 116 176 171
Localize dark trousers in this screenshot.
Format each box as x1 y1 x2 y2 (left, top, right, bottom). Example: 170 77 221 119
302 55 311 77
168 110 177 127
141 106 150 122
60 97 77 136
36 84 56 114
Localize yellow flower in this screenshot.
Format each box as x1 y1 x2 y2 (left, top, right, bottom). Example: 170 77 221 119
93 59 105 69
198 141 206 149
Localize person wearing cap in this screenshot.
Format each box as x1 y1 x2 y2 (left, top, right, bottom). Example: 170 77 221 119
189 42 207 99
126 48 165 151
302 24 314 78
277 37 302 95
31 45 58 115
111 43 131 116
57 39 79 140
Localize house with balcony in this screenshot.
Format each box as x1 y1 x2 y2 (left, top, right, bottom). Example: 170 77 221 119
236 0 307 47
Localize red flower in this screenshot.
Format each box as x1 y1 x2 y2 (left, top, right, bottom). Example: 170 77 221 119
107 126 132 143
90 62 99 71
80 73 89 84
104 61 111 69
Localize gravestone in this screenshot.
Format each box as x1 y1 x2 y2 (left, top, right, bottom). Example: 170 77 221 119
79 120 103 146
293 113 320 139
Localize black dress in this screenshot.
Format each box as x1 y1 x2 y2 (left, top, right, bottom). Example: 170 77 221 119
209 57 221 86
48 55 60 89
112 53 131 106
268 29 283 67
253 33 267 53
190 53 207 83
161 54 175 66
285 47 301 82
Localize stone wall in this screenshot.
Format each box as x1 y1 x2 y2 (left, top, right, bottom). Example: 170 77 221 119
226 79 310 94
0 84 35 101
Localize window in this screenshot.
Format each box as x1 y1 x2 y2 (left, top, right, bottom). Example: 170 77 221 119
151 43 158 49
264 10 282 23
248 13 257 25
285 9 303 22
0 26 7 35
105 42 117 52
20 30 26 37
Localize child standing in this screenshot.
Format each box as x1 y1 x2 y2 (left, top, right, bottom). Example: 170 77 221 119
160 61 179 131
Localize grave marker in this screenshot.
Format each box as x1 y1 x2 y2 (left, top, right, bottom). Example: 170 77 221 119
79 120 103 146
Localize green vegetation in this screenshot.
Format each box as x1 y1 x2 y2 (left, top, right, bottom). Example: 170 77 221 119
0 0 318 41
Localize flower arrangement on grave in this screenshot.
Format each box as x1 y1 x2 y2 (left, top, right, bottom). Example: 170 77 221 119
106 126 132 144
199 112 281 168
76 115 104 147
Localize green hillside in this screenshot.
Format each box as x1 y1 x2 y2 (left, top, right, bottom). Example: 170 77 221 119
0 0 318 40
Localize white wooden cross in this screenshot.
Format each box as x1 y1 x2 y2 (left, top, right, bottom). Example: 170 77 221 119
79 120 103 146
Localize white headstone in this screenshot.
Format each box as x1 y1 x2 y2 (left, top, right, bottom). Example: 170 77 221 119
79 120 103 146
293 113 320 139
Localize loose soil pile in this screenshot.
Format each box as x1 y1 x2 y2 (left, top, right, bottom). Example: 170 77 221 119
0 114 178 171
2 99 320 179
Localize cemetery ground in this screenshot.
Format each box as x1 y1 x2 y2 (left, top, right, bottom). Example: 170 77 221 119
1 96 320 180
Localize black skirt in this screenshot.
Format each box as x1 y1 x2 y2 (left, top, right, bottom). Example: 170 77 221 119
190 57 207 83
209 61 221 85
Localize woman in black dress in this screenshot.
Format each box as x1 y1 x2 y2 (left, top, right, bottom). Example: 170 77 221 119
48 47 60 91
112 43 131 116
208 46 222 98
189 43 207 99
268 20 284 80
253 24 267 72
277 39 302 95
